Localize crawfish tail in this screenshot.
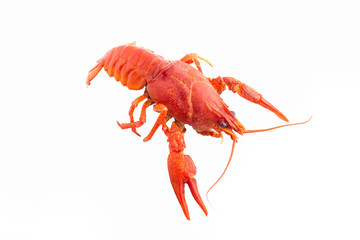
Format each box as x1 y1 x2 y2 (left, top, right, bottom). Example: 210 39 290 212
86 59 104 85
86 43 169 90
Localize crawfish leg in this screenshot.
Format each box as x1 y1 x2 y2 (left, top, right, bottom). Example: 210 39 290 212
117 99 153 134
180 53 213 73
121 93 149 136
209 76 289 122
167 122 208 220
143 103 170 142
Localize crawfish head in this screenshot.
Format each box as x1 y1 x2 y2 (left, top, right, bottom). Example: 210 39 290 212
189 83 245 141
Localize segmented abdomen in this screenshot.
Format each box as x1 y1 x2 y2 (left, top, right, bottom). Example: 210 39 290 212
86 43 169 90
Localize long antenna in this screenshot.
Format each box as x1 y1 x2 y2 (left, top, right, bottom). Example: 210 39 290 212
243 116 312 134
206 138 237 201
206 116 312 203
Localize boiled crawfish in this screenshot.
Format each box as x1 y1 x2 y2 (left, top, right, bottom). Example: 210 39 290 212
86 42 308 220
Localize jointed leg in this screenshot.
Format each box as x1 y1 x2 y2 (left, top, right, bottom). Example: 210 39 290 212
180 53 213 73
122 93 149 136
117 98 153 134
209 76 289 122
143 103 170 142
118 96 172 141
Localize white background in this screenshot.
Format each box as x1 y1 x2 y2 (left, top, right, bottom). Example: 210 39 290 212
1 0 359 239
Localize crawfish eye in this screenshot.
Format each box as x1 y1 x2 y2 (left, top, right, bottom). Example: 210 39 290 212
230 110 236 116
219 120 229 128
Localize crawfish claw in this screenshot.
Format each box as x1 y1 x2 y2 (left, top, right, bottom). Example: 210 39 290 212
167 122 208 220
210 76 289 122
168 153 208 220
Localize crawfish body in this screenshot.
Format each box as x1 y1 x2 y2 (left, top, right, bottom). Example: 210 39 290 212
87 42 306 220
88 43 243 139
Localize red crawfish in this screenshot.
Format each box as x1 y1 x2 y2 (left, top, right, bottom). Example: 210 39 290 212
86 42 309 220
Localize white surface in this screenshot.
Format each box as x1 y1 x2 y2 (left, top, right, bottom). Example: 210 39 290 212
1 0 359 239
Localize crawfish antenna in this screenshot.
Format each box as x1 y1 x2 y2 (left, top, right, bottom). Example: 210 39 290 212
206 137 237 202
243 116 312 134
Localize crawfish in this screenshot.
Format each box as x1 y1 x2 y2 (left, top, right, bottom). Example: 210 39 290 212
86 42 308 220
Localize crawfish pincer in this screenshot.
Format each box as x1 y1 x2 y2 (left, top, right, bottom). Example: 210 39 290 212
167 121 207 220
